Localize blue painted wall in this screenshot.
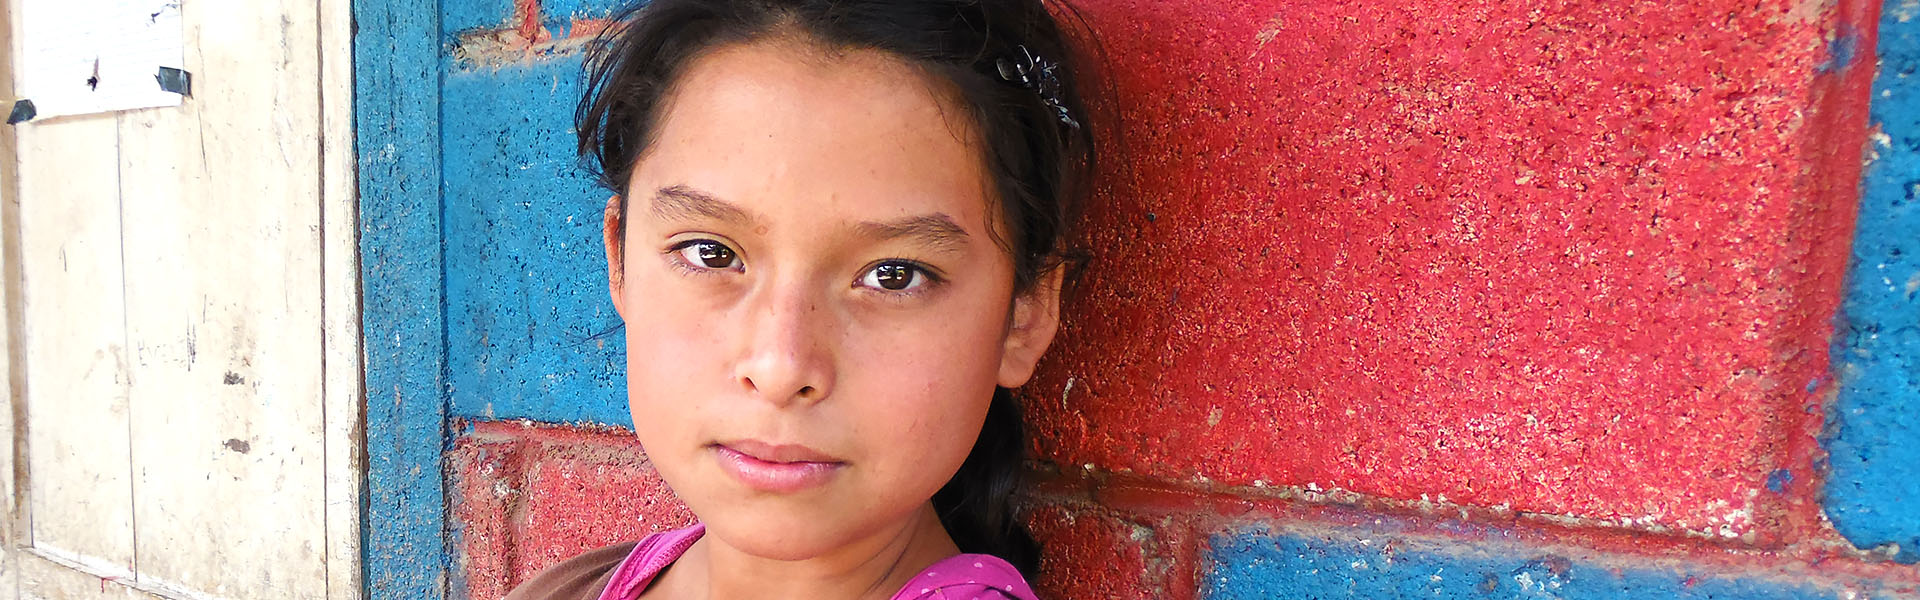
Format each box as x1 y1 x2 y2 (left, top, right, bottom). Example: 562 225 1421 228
1206 528 1902 600
357 0 636 596
442 58 629 426
438 0 633 426
1827 0 1920 565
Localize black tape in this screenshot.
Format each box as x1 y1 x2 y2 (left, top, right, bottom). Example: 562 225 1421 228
6 100 35 125
156 67 191 96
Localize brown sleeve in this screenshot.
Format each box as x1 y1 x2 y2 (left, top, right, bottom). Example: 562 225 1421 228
503 541 639 600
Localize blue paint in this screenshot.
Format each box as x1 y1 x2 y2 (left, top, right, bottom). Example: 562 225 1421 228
356 0 450 597
441 58 631 426
1826 0 1920 565
1822 26 1862 74
443 0 513 34
1765 469 1793 493
1204 528 1900 599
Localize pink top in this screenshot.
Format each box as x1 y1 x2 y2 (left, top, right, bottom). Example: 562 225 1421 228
595 524 1039 600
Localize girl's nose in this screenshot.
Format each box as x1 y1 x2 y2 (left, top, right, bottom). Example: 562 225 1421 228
733 282 836 407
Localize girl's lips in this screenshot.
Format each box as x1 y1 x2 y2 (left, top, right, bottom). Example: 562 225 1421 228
712 442 844 493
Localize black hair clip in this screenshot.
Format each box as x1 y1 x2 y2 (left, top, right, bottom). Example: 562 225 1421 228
996 45 1080 130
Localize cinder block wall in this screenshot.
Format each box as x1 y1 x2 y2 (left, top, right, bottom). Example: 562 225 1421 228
434 0 1920 597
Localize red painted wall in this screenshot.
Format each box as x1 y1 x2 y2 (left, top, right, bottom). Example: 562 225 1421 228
1026 0 1870 543
445 0 1920 597
454 423 694 600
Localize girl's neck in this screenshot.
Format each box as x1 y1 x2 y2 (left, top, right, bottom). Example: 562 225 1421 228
652 504 960 600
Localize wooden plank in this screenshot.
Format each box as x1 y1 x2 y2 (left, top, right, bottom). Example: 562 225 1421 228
3 0 24 595
317 0 364 596
14 112 135 577
114 0 327 596
17 550 164 600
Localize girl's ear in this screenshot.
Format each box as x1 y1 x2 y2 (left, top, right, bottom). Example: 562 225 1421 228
997 266 1066 388
604 195 629 321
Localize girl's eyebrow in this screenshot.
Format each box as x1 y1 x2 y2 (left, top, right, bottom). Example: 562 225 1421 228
856 213 971 254
652 185 755 224
652 184 969 251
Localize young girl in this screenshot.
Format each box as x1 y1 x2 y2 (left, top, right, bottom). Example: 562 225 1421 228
507 0 1096 597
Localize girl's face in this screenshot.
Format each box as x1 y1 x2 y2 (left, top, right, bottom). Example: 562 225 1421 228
605 38 1061 561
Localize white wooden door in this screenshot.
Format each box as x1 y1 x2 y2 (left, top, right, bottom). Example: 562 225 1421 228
0 0 360 598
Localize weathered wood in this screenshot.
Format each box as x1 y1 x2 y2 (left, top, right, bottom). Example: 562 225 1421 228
3 0 24 595
317 0 364 595
17 550 165 600
114 0 328 595
6 0 354 596
15 112 135 577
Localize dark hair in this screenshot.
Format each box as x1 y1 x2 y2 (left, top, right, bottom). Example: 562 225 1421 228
576 0 1098 576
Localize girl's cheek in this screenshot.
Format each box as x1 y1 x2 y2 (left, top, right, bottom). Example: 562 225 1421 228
624 271 726 404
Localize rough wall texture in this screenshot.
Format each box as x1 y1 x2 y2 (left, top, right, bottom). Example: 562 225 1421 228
1825 0 1920 567
400 0 1920 597
356 0 451 596
1028 0 1868 543
451 421 693 600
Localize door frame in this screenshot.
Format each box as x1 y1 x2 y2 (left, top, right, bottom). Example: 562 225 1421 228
353 0 450 597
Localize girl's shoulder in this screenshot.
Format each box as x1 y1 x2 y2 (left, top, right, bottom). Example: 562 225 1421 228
501 539 638 600
891 553 1040 600
505 525 705 600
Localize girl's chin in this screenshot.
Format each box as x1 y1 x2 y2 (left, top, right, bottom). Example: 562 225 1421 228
690 496 942 563
699 513 861 561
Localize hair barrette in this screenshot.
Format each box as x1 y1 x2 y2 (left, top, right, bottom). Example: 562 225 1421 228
995 45 1080 130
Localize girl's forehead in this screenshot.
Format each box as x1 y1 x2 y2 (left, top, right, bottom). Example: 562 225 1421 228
633 38 996 231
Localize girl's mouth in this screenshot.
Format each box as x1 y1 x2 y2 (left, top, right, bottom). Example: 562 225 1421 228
711 440 845 493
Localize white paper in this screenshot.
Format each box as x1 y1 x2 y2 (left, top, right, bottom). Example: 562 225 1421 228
17 0 185 119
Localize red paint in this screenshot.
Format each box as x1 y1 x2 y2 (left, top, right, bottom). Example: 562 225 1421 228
445 0 1898 595
1025 0 1877 540
1770 0 1881 549
1027 470 1920 588
567 18 613 40
452 421 694 600
1026 502 1196 600
512 0 550 43
449 424 1920 599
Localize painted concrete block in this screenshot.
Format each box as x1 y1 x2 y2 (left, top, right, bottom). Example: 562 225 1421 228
442 58 631 426
1204 527 1914 599
1027 502 1196 600
451 420 693 600
421 0 1885 545
1024 0 1875 540
1826 0 1920 564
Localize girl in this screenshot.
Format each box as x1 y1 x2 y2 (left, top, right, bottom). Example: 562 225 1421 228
509 0 1096 598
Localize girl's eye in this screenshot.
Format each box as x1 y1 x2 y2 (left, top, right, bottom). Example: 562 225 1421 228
671 239 741 270
860 262 930 292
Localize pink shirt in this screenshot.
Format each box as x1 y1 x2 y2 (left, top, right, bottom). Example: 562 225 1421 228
595 524 1040 600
